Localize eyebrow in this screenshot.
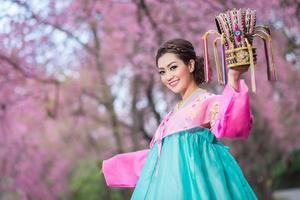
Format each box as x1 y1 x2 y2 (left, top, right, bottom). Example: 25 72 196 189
158 61 176 70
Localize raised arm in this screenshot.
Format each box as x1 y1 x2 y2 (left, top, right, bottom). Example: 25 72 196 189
205 79 253 139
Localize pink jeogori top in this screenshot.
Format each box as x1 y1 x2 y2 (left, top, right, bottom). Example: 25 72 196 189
102 79 253 188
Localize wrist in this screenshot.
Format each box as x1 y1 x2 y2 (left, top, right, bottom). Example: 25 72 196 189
228 74 240 92
228 69 241 81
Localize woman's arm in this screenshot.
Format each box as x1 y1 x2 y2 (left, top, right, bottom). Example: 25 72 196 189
205 67 253 139
101 149 150 188
209 79 253 139
227 66 249 92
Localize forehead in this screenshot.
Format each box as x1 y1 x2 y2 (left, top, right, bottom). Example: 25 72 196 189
157 53 181 69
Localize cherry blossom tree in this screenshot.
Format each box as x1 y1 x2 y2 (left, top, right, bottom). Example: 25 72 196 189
0 0 299 199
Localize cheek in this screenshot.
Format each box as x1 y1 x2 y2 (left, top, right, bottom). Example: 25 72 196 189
176 67 190 80
160 75 168 85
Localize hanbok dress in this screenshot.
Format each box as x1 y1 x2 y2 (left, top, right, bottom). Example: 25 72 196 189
102 79 258 200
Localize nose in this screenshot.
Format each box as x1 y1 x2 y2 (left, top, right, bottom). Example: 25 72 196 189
165 71 174 81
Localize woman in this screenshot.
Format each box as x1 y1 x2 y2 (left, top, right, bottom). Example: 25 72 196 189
102 38 258 199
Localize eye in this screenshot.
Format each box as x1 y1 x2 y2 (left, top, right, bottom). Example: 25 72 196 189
159 71 165 75
170 65 177 70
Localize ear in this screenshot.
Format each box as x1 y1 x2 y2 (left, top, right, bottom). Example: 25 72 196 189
189 59 195 72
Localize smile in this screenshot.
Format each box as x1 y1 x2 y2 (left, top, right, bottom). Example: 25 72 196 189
169 80 179 87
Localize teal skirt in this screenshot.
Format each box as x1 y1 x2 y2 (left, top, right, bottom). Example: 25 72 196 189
131 127 257 200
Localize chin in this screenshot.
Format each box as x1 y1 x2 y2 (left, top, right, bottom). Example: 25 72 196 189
167 85 184 94
169 88 180 94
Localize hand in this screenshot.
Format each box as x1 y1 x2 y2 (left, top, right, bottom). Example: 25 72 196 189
228 66 249 81
228 66 249 91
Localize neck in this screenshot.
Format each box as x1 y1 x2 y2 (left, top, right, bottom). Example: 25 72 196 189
180 81 201 101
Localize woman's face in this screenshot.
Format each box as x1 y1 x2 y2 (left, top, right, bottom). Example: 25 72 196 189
157 53 194 94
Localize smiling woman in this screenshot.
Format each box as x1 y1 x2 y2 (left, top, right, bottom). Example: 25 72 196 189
102 38 257 200
156 39 205 98
157 53 197 96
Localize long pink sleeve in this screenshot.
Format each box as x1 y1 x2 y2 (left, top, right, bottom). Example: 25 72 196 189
205 79 253 139
101 149 149 188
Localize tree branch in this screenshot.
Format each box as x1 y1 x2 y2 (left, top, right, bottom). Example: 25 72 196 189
0 54 59 84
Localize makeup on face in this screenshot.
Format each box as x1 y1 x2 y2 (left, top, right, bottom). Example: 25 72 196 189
157 53 193 94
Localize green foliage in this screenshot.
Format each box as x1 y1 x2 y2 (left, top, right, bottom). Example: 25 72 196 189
67 159 127 200
273 150 300 189
68 160 104 200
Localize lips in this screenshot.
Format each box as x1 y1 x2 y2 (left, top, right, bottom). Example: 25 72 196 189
169 80 179 87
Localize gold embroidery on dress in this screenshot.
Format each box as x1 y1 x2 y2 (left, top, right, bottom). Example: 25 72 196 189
185 94 209 121
186 109 197 119
210 102 220 127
